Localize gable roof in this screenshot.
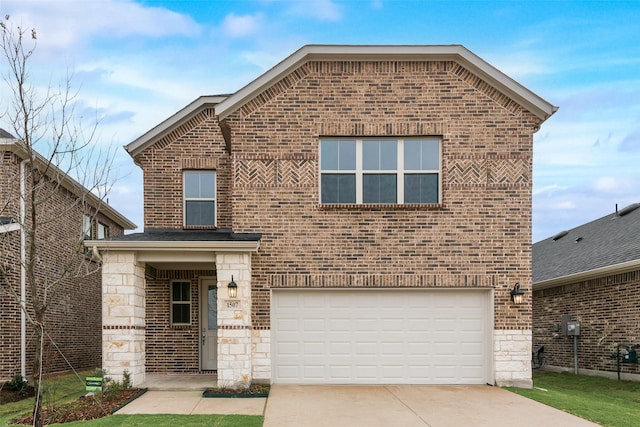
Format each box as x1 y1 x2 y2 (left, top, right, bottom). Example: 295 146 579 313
125 44 558 158
0 132 136 230
533 203 640 288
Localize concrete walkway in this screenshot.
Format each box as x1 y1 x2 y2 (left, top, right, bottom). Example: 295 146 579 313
115 390 266 416
263 385 601 427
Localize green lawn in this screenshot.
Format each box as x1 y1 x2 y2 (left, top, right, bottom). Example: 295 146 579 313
507 371 640 427
1 372 262 426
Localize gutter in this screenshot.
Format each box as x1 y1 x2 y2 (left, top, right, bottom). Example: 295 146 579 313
19 159 27 378
533 258 640 290
85 239 261 253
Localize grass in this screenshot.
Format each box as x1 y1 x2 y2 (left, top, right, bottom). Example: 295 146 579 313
507 371 640 427
1 371 263 426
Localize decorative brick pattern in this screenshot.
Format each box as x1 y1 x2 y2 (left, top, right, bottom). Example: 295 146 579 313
533 269 640 377
447 158 486 186
234 159 277 187
488 157 529 186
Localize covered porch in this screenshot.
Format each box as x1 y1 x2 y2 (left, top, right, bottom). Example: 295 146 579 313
86 229 262 388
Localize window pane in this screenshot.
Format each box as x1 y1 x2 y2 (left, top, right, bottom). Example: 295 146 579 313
321 140 339 170
321 174 356 203
199 172 216 198
186 201 215 226
184 172 200 198
338 140 356 170
421 139 440 170
185 171 215 198
363 140 397 170
363 174 397 203
172 304 190 324
404 174 439 203
404 139 440 170
172 282 190 302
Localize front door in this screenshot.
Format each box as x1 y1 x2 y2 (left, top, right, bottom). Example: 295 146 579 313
200 279 218 371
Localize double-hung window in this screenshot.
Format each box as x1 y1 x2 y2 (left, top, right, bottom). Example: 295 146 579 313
320 138 440 204
183 170 216 227
171 281 191 325
83 214 93 240
98 223 109 240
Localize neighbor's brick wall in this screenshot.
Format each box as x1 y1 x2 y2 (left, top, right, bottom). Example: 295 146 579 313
0 153 125 381
533 270 640 376
0 152 22 380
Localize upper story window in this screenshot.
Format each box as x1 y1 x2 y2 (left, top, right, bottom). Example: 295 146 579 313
83 214 93 240
319 138 441 204
183 170 216 227
98 222 109 240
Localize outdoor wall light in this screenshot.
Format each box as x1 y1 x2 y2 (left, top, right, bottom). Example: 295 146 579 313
510 283 525 305
228 276 238 298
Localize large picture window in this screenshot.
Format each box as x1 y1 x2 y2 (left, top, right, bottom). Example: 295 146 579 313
184 170 216 227
171 281 191 325
320 138 441 204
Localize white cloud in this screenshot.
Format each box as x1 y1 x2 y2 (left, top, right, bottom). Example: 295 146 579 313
1 0 201 54
288 0 342 21
222 13 263 37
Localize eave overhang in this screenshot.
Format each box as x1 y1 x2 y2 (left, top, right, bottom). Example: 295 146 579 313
125 95 229 159
84 239 261 253
533 258 640 291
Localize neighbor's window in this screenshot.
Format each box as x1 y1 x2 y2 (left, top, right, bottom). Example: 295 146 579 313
171 281 191 325
184 170 216 227
83 214 93 240
98 223 109 240
320 138 440 204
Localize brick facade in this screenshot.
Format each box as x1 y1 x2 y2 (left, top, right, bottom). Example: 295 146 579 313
0 146 127 381
533 270 640 378
105 47 555 387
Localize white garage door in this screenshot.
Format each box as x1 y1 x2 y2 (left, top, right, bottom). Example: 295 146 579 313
271 289 492 385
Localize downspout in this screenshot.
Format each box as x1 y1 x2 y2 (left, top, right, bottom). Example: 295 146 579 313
19 159 27 378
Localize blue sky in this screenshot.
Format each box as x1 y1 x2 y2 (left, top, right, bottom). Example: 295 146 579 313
0 0 638 242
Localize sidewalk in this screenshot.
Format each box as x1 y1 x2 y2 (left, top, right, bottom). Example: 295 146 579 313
114 390 266 416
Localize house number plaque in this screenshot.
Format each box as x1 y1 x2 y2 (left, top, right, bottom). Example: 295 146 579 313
226 300 240 309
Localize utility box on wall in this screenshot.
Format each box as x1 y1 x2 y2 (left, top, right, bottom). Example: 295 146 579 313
566 321 580 336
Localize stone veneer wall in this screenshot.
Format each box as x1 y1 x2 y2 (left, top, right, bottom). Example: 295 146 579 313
216 253 253 387
533 269 640 378
102 252 146 385
494 329 532 387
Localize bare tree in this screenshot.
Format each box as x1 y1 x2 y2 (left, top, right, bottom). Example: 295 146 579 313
0 15 116 427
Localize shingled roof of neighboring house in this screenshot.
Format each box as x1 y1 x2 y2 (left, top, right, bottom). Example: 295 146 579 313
533 203 640 288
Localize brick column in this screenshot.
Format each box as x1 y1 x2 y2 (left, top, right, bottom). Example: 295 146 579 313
215 252 252 388
494 329 532 388
101 252 146 386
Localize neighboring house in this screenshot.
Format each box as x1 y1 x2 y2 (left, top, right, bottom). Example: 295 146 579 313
0 130 136 381
533 203 640 379
86 45 556 388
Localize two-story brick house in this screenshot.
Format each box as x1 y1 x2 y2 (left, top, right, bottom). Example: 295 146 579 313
87 45 556 388
0 130 136 381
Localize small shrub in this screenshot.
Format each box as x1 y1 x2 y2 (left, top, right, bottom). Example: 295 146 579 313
5 374 28 395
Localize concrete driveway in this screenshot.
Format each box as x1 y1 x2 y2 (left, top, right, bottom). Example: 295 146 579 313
263 385 600 427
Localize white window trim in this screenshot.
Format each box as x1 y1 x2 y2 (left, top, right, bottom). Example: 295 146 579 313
83 214 93 240
183 170 217 227
97 222 108 240
319 138 442 204
170 280 192 325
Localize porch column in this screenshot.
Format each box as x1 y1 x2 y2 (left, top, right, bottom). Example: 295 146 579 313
216 252 252 388
102 251 146 386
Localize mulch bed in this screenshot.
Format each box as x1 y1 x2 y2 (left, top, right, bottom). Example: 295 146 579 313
9 389 145 425
0 385 36 404
203 384 270 398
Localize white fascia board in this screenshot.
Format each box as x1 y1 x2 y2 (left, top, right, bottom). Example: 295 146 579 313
84 239 260 253
0 223 20 233
533 259 640 290
125 95 229 158
215 44 558 122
